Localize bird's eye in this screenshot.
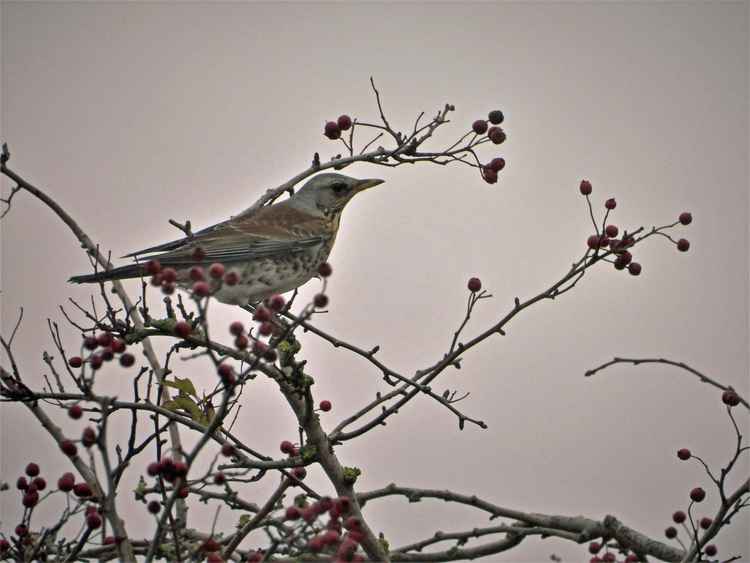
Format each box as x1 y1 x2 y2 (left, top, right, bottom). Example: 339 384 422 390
331 182 349 195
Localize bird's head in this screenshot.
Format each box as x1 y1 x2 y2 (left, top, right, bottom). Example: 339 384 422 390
291 173 384 214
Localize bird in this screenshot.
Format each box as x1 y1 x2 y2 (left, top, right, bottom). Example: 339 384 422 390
69 173 384 305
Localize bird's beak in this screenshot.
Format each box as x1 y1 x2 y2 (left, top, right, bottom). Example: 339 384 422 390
354 178 385 192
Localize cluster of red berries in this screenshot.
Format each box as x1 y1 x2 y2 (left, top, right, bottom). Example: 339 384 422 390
324 115 353 140
588 541 640 562
278 440 308 482
282 495 365 560
146 456 189 500
579 180 693 277
69 330 134 371
58 425 97 459
666 512 716 555
15 463 47 509
472 110 506 144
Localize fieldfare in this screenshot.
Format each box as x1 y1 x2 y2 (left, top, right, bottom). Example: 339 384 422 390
70 173 384 304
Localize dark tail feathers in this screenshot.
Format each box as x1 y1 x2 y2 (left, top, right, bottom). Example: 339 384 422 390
69 263 144 284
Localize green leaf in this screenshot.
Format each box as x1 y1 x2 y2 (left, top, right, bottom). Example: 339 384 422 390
163 377 198 398
163 396 209 425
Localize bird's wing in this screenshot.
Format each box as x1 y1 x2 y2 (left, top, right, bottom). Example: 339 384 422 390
128 203 332 266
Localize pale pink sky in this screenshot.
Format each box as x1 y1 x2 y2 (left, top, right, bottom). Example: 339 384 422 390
1 2 748 561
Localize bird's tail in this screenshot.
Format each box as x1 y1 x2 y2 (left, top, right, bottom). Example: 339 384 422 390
69 263 144 284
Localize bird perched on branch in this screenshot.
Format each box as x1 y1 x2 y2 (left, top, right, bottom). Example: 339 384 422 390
69 173 384 305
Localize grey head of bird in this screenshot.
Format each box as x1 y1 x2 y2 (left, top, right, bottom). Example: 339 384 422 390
289 173 384 215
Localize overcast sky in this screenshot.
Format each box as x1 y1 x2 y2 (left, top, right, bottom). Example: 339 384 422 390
1 2 748 561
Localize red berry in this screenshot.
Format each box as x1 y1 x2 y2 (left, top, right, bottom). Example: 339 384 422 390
31 477 46 491
192 247 206 261
318 262 333 277
285 506 301 520
679 212 692 225
147 500 161 514
589 542 601 554
705 545 717 557
268 294 285 312
488 110 504 124
17 476 28 490
253 306 272 322
60 440 77 457
258 322 274 336
68 404 83 419
189 266 205 281
68 356 83 368
263 348 278 362
25 462 40 477
221 443 235 457
336 496 352 514
147 462 162 476
252 340 268 355
174 321 192 339
672 510 686 523
482 166 498 184
665 526 677 539
280 440 296 455
0 539 9 551
605 225 618 238
217 363 234 381
192 281 210 297
587 235 601 249
96 333 113 348
101 348 114 362
488 157 506 172
324 121 341 140
119 353 135 367
472 120 488 134
161 268 177 283
677 238 690 252
677 448 691 460
161 281 176 295
628 262 642 276
229 321 244 337
90 354 103 370
15 525 28 537
487 126 506 144
319 400 332 412
145 260 161 275
699 517 712 529
234 335 248 350
82 427 96 448
337 115 353 131
83 336 98 350
111 339 126 353
605 198 616 209
86 513 102 529
690 487 706 502
580 180 593 195
292 467 307 480
224 271 239 286
58 473 75 492
467 277 482 292
209 263 225 279
150 274 162 287
602 554 615 562
213 472 226 485
73 482 92 497
624 555 638 563
722 389 740 407
313 294 329 308
177 485 189 498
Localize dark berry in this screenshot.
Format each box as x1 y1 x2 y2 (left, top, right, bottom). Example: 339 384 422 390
722 389 740 407
280 440 296 455
268 294 285 312
25 463 40 477
31 477 46 491
705 545 717 557
17 476 28 490
174 321 192 339
145 260 161 275
292 466 307 480
472 120 488 134
90 354 103 370
679 212 692 225
487 126 506 144
263 348 278 362
83 336 98 350
467 277 482 292
221 443 235 457
213 472 226 485
192 247 206 261
82 427 96 448
628 262 642 276
285 506 301 520
580 180 592 195
190 266 205 281
111 339 126 353
147 500 161 514
258 322 274 336
488 157 506 172
224 271 239 286
318 262 333 277
677 448 691 460
482 166 498 184
161 282 175 295
73 482 92 497
699 517 712 529
319 400 332 412
119 353 135 367
605 225 618 238
147 462 162 477
253 306 271 322
68 405 83 419
86 513 102 529
161 268 177 283
690 487 706 502
313 294 329 308
665 526 677 539
101 348 114 362
672 510 686 523
68 356 83 368
324 121 341 140
234 334 248 350
96 332 113 348
15 525 28 537
677 238 690 252
488 110 504 124
60 440 77 457
337 115 353 131
589 542 601 554
605 198 616 209
58 473 75 492
229 321 244 337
